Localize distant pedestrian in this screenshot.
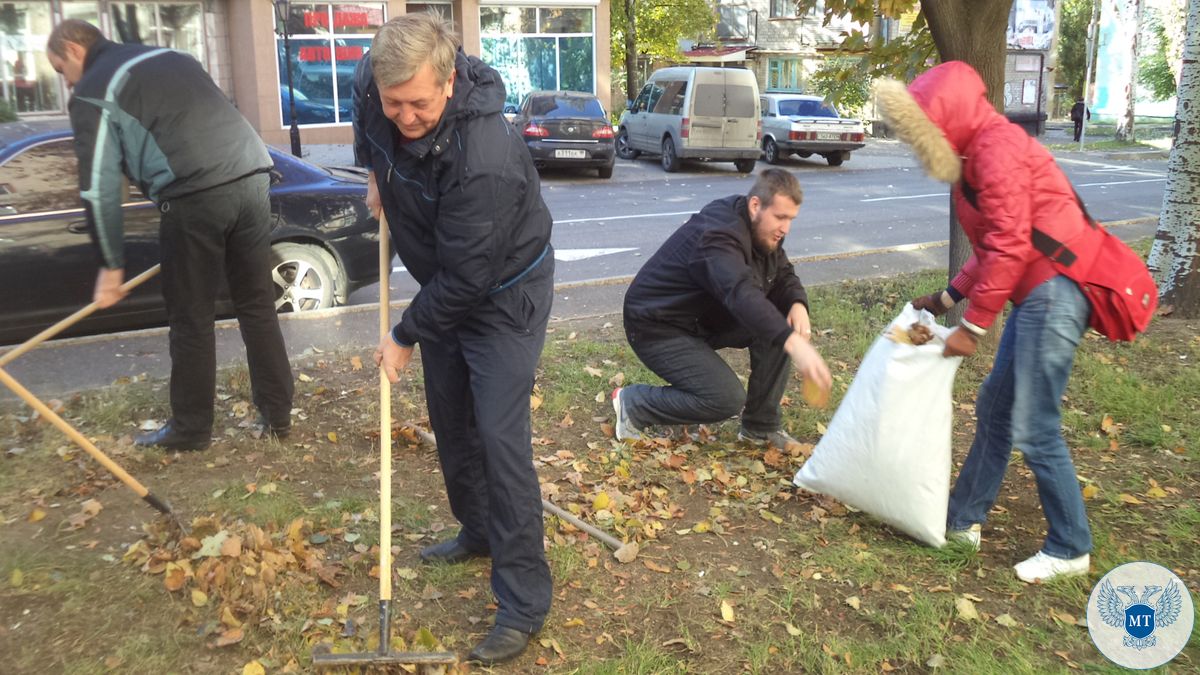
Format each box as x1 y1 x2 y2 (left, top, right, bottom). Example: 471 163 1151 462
1070 97 1090 142
47 19 294 451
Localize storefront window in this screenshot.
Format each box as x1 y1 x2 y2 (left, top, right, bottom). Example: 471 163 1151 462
110 3 204 65
480 6 595 108
0 2 60 114
406 2 452 23
277 2 384 126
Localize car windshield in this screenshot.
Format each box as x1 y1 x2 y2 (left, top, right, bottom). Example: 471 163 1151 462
530 96 605 119
778 99 838 118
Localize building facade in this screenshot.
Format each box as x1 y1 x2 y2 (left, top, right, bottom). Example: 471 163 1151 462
0 0 610 146
693 0 865 94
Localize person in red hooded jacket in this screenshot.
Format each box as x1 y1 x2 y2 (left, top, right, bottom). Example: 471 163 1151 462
875 61 1094 583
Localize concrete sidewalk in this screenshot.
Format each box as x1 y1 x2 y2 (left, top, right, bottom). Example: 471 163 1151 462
0 217 1157 400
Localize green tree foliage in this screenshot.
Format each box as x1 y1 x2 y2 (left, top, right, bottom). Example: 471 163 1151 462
1140 6 1178 100
810 57 872 117
610 0 716 105
1056 0 1095 98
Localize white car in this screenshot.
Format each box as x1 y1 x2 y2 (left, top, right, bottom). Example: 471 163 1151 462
759 93 866 167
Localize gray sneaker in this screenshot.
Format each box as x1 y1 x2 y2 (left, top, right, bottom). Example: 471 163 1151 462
737 426 800 448
611 388 643 441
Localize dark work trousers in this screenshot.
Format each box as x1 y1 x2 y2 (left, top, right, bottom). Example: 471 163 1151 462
158 173 294 436
1073 119 1084 142
623 323 791 434
419 257 554 634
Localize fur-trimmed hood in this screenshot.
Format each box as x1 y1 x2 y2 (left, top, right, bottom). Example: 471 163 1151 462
874 61 1004 184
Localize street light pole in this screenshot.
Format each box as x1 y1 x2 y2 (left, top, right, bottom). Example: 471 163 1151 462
276 0 302 157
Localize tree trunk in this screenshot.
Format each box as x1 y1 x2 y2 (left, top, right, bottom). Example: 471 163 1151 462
624 0 639 107
1147 0 1200 317
921 0 1013 326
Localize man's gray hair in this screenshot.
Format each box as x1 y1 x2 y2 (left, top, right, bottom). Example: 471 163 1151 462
749 168 803 207
47 19 102 58
371 13 460 89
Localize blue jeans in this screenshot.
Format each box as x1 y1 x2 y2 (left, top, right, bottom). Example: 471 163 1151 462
947 275 1093 559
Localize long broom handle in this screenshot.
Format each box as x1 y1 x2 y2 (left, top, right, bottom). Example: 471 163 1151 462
0 365 151 497
378 213 393 605
0 265 162 368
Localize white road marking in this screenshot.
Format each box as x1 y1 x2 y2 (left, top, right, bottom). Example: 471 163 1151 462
554 210 695 224
391 247 639 272
859 193 946 203
1076 178 1167 187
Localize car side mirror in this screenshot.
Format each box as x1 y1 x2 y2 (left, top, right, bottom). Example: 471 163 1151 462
503 104 518 115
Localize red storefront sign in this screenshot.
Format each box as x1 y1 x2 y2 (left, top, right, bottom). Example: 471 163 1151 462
297 45 366 62
303 10 379 29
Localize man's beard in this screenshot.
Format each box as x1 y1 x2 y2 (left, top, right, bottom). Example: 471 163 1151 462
750 215 780 254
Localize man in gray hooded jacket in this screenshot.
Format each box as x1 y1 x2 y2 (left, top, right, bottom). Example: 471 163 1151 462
353 13 553 665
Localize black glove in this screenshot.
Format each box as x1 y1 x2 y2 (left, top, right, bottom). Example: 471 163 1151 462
912 291 953 317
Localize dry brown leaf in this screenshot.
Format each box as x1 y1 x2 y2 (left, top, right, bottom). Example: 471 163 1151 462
1081 484 1100 500
1119 493 1144 505
720 599 735 622
350 356 363 371
213 627 244 647
642 560 671 574
955 596 979 622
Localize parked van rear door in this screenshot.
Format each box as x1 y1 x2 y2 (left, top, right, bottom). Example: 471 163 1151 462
687 68 728 149
722 72 759 149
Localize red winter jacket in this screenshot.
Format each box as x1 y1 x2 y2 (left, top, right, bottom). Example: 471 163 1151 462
906 62 1088 332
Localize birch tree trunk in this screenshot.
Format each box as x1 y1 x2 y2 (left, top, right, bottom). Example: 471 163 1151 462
1147 0 1200 317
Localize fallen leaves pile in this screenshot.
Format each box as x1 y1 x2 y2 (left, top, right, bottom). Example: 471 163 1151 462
125 513 458 671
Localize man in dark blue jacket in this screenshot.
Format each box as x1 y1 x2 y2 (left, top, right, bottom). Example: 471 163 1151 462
353 14 553 665
616 169 831 446
47 20 293 450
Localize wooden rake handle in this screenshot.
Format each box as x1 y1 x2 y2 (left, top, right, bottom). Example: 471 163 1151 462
0 265 161 367
0 366 151 498
377 212 394 603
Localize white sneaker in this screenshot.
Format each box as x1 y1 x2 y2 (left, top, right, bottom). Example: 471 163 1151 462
1014 551 1090 583
946 524 981 550
611 388 643 441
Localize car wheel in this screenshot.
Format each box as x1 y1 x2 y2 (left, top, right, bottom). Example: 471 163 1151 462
598 162 614 179
797 151 813 159
734 158 757 173
825 153 845 167
763 138 781 165
270 242 338 313
661 137 680 173
616 129 639 159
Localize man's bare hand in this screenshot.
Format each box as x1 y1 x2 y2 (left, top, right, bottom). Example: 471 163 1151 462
366 170 381 220
93 268 127 308
784 331 832 401
786 302 812 340
374 336 413 384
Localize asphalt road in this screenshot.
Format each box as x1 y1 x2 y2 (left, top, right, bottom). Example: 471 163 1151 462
348 140 1168 305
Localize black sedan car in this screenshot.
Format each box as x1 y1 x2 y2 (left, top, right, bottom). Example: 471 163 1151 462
510 91 615 178
1 120 378 345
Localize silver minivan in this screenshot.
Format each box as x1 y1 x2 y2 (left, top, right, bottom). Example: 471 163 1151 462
617 67 761 173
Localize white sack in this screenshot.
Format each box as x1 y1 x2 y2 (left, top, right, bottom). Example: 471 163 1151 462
793 304 962 547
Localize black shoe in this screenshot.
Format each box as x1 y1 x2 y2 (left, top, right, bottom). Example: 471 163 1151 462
467 625 532 666
254 414 291 440
134 422 210 451
418 538 488 564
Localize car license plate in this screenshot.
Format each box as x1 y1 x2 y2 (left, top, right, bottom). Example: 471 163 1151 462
555 149 588 159
817 132 842 140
